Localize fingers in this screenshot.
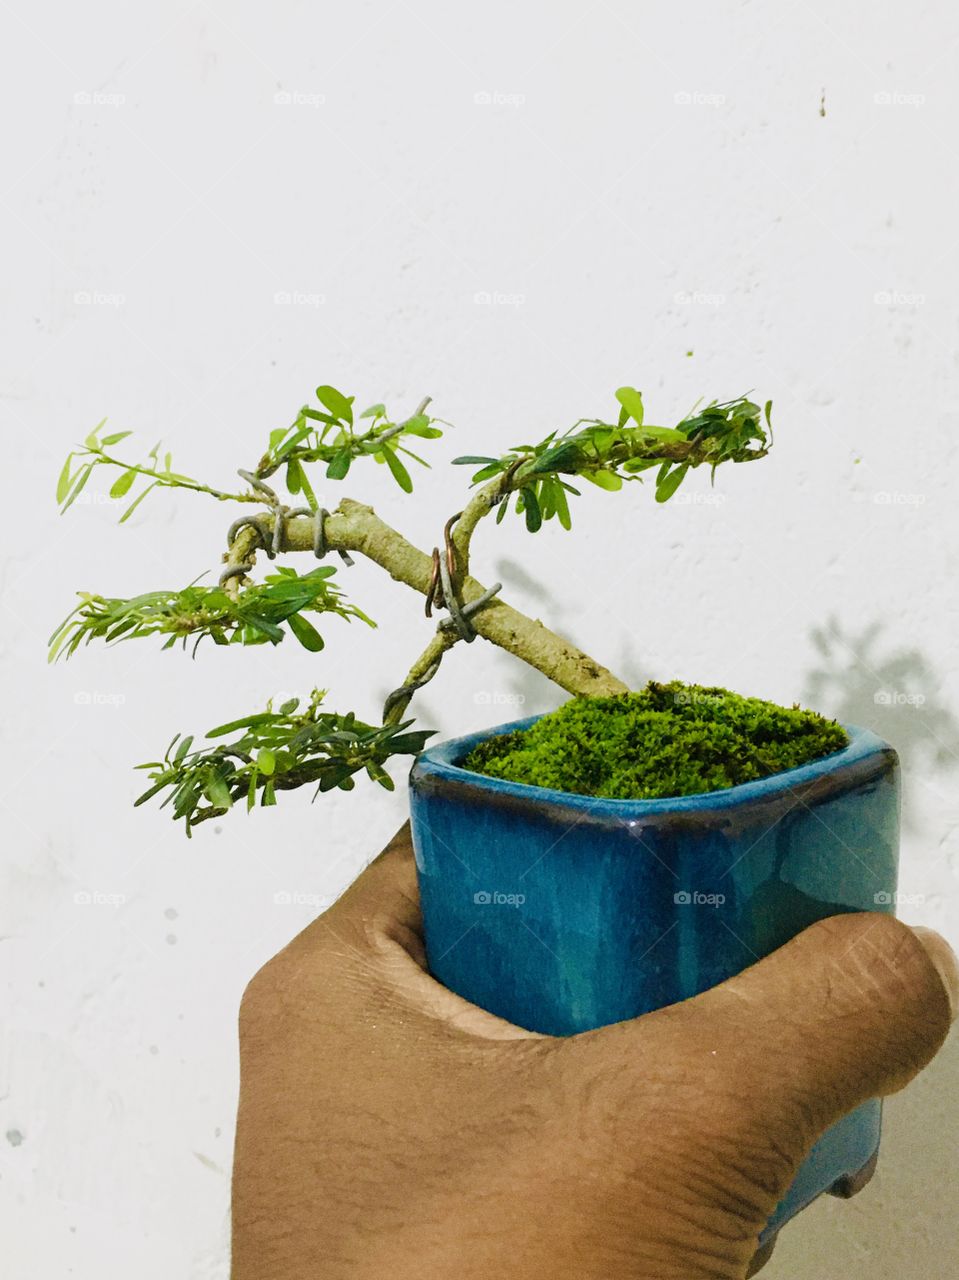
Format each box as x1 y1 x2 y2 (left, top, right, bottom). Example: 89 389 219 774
649 913 957 1144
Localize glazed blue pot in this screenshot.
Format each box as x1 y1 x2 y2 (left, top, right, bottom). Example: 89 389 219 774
409 716 900 1241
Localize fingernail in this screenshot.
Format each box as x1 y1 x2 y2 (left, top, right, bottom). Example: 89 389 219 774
911 926 959 1023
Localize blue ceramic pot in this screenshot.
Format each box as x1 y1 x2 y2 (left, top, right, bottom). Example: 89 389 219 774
409 716 900 1240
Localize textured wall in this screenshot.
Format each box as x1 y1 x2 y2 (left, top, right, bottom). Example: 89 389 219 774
2 1 958 1275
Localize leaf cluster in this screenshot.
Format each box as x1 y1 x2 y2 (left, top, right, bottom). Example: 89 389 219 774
256 384 444 499
454 389 771 530
48 565 373 661
134 690 435 834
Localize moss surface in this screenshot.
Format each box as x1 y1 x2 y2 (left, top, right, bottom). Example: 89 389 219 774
462 681 848 800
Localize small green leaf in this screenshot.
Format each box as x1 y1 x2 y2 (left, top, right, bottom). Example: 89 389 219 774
655 463 688 503
62 464 94 512
326 448 352 481
119 481 158 523
315 385 354 425
56 454 74 504
257 748 276 776
583 469 623 491
615 386 644 426
360 402 386 419
552 480 572 530
204 773 233 810
109 469 137 499
382 446 413 493
101 430 132 447
287 612 325 652
453 455 498 465
521 486 542 532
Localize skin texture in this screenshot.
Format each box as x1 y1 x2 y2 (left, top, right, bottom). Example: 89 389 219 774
233 823 958 1280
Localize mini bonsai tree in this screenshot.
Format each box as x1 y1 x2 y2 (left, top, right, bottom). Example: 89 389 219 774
51 382 836 835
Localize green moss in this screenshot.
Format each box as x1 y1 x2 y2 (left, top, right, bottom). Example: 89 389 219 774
462 681 848 800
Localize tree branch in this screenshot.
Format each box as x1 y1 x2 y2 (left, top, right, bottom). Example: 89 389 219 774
223 500 628 700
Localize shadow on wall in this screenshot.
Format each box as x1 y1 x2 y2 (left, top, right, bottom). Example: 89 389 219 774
802 618 959 813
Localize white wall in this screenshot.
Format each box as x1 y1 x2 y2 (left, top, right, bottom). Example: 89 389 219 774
2 2 957 1275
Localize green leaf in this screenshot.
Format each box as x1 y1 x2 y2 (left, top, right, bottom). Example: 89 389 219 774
56 454 74 504
62 464 94 512
257 748 276 776
615 386 644 426
84 419 106 449
402 418 442 439
552 480 572 530
381 446 413 493
326 448 351 481
119 481 158 523
655 463 688 503
287 612 325 651
101 430 132 447
204 773 233 810
583 469 623 491
360 403 386 419
315 385 354 425
109 469 137 499
452 455 498 465
521 486 542 532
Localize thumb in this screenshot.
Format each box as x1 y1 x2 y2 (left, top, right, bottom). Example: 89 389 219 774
659 912 957 1147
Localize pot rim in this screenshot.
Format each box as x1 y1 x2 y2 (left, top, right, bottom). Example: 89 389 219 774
411 717 895 816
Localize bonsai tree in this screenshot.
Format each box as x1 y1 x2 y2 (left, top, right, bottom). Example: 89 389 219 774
51 383 777 834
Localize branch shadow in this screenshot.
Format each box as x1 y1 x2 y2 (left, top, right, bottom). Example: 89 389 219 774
801 616 959 824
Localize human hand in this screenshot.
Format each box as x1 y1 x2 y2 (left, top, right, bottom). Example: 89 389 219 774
232 823 957 1280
